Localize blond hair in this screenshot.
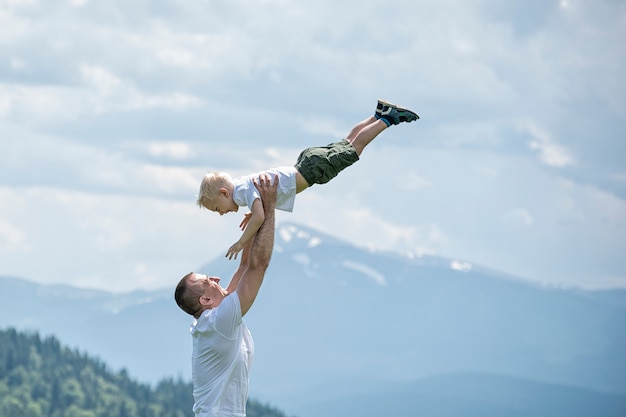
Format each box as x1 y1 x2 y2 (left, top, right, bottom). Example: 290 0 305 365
197 171 234 209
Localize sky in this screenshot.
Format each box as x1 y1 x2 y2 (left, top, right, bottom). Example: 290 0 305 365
0 0 624 292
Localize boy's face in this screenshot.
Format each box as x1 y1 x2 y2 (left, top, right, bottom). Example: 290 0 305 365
207 190 239 215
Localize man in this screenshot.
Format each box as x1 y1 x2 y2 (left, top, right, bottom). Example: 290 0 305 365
174 174 278 417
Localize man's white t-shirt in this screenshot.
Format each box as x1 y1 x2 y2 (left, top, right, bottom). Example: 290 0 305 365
232 167 297 212
190 293 254 417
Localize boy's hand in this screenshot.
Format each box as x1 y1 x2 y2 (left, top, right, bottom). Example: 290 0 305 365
240 212 252 231
226 241 245 260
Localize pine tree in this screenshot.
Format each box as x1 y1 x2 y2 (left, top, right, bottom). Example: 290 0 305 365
0 328 293 417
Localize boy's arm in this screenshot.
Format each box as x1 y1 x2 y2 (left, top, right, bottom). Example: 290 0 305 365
225 238 254 294
225 198 265 260
237 174 277 316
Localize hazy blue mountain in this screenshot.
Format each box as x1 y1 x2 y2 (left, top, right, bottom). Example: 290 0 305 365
297 372 626 417
0 276 191 383
1 222 625 416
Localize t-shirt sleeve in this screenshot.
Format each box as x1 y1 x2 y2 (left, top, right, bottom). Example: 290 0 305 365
233 176 261 211
244 187 260 211
212 293 243 338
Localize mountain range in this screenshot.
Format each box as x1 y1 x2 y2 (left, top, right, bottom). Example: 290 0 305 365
1 222 625 417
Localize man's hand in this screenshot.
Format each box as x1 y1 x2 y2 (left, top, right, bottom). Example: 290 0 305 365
236 173 278 316
252 174 278 211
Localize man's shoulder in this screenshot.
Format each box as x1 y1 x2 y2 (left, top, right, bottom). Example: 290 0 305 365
193 293 242 336
198 293 241 320
219 292 242 319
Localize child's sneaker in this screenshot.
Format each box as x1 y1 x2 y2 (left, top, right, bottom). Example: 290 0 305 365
375 99 395 117
375 99 419 126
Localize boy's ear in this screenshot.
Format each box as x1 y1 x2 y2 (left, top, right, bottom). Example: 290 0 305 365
219 187 229 198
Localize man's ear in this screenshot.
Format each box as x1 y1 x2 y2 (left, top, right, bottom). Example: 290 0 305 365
199 296 211 306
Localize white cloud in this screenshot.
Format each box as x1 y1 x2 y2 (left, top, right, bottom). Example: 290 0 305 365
68 0 88 7
287 146 625 289
404 171 433 191
292 189 450 261
0 82 202 125
559 0 571 9
298 116 346 140
146 142 193 160
525 123 574 168
0 84 82 121
155 47 198 68
80 64 122 95
528 138 574 168
9 57 25 70
0 219 29 251
0 186 240 292
0 0 624 292
502 208 534 226
139 164 200 195
79 64 204 113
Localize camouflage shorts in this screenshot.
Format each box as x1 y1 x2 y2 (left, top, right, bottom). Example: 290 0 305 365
294 139 360 186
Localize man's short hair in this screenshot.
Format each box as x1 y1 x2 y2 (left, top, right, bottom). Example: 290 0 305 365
175 272 203 317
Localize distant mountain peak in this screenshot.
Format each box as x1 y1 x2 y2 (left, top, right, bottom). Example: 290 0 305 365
276 223 325 248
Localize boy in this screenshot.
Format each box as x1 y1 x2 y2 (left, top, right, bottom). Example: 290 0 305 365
197 99 419 259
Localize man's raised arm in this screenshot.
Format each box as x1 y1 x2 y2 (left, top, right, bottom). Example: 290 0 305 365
236 174 278 316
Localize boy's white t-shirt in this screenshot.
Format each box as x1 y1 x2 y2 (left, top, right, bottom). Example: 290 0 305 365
232 167 297 212
190 293 254 417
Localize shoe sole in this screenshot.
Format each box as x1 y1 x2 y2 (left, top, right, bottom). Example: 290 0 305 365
377 99 397 109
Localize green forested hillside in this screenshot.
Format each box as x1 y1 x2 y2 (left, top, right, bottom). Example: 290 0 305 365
0 328 291 417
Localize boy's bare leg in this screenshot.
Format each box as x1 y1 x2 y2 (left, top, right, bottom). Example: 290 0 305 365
345 116 377 141
345 100 419 156
347 118 387 156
